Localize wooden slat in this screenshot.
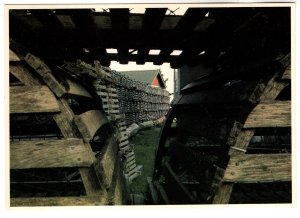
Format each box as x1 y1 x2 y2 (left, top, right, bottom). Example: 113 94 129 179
25 53 66 97
223 154 291 183
65 79 92 98
10 139 94 169
259 73 289 101
10 65 41 86
53 99 104 197
10 85 60 114
94 137 118 189
212 183 233 204
74 110 109 142
10 196 106 206
244 101 291 128
9 49 21 62
229 130 255 155
53 99 81 138
281 65 291 80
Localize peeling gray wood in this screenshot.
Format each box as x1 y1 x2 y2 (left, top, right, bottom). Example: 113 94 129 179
10 139 94 169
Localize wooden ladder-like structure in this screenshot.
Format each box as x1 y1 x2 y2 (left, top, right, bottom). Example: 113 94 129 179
213 64 291 203
9 50 126 206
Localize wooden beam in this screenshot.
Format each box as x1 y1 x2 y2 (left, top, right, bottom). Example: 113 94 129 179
259 73 289 101
10 85 60 114
25 53 66 97
223 154 291 183
64 79 93 98
10 64 42 86
10 196 106 206
281 65 291 80
10 139 94 169
212 183 233 204
94 137 118 190
9 49 20 62
53 99 81 138
244 101 291 128
53 99 105 197
74 110 109 142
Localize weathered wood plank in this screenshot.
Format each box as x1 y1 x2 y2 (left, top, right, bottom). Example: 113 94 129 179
74 110 109 142
78 168 104 196
53 99 81 138
53 99 103 196
10 196 106 206
212 183 233 204
10 86 60 114
10 139 94 169
25 53 66 97
9 49 20 62
244 101 291 128
223 154 291 183
281 65 291 80
10 65 42 86
229 130 255 155
65 79 92 98
94 137 118 189
259 73 289 101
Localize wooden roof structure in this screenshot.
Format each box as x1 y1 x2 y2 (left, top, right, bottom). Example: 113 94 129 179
118 69 166 88
9 7 291 72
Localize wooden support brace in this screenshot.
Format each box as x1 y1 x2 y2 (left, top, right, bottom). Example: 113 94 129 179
9 64 41 86
74 110 109 142
25 53 66 97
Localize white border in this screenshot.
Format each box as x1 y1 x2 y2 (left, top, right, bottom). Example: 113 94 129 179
1 1 298 218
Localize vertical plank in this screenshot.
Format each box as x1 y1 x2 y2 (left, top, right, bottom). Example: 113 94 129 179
53 99 104 197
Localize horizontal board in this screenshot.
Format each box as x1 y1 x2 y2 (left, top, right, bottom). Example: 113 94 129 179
10 85 60 114
10 139 94 169
244 101 291 128
223 154 291 183
74 110 109 142
10 196 106 206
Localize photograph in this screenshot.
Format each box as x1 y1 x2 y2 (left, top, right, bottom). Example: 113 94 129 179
4 1 295 209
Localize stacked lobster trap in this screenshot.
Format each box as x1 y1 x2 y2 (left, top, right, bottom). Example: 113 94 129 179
61 60 170 183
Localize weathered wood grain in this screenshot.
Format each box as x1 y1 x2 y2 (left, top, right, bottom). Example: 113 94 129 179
9 49 20 62
53 99 81 138
74 110 109 142
25 53 66 97
10 139 94 169
10 85 60 114
229 130 255 155
281 65 291 80
94 137 118 189
259 74 289 101
53 99 102 196
223 154 291 183
212 183 233 204
65 79 93 98
10 196 106 206
244 101 291 128
10 64 42 86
